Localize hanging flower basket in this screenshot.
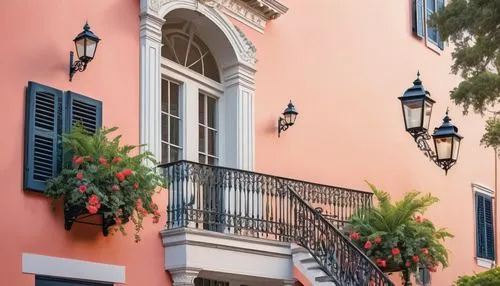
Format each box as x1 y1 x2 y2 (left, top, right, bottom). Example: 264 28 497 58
46 125 166 242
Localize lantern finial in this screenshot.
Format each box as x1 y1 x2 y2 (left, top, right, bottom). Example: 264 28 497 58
413 71 422 85
84 21 90 31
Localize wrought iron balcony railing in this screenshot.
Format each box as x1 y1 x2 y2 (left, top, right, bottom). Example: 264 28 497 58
159 160 393 286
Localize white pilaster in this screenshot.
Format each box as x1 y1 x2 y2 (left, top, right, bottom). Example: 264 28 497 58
222 64 256 171
140 12 165 162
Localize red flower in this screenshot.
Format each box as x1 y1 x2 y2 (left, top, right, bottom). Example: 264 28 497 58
412 256 420 263
376 259 386 267
99 157 108 165
350 232 360 240
152 217 160 224
154 210 161 216
115 172 125 182
79 185 87 193
374 236 382 244
112 185 120 191
150 202 158 210
86 205 98 214
429 267 437 273
136 198 143 205
73 156 84 164
415 216 424 223
133 182 139 190
364 241 373 249
421 248 429 255
88 194 99 206
391 248 400 256
112 157 122 164
405 261 411 267
115 217 122 225
122 169 133 177
76 172 84 180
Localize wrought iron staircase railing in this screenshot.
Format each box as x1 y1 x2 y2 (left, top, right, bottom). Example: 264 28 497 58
159 160 393 286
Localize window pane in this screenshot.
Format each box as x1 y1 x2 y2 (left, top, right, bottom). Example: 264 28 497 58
161 143 169 164
426 0 435 11
170 146 181 162
189 59 203 75
173 36 188 65
170 117 180 145
170 82 180 116
199 154 206 164
204 52 220 82
207 156 217 166
199 94 205 124
208 129 216 155
199 126 205 152
161 113 169 142
186 45 202 68
207 97 216 128
161 80 169 113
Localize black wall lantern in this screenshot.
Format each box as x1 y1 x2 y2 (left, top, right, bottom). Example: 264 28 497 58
69 22 100 81
398 72 463 174
278 100 298 137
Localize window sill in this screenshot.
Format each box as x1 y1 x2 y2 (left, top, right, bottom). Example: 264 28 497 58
476 257 495 269
425 39 443 55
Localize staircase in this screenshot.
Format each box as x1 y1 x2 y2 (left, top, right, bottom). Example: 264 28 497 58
161 160 394 286
292 243 335 285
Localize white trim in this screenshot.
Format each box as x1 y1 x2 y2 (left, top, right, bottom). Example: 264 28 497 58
22 253 125 284
477 257 495 269
140 0 256 171
472 182 495 196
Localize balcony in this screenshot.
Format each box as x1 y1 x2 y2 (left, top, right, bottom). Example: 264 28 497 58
159 161 393 286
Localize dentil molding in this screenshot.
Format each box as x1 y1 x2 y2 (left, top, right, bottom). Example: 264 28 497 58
145 0 288 33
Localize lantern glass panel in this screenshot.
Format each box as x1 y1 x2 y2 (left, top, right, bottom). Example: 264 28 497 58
284 113 295 125
403 99 424 130
75 38 86 59
452 136 461 161
435 136 453 160
423 100 433 131
85 38 98 59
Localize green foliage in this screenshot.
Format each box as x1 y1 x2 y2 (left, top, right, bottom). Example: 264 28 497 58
45 125 166 242
432 0 500 147
347 182 453 284
455 267 500 286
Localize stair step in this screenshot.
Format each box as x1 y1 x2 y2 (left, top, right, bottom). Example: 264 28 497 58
300 257 317 264
316 276 335 282
307 265 323 271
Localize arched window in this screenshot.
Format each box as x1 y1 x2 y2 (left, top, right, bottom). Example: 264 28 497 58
162 18 220 82
160 15 222 166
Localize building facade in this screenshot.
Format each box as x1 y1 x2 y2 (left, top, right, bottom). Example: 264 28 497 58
0 0 496 285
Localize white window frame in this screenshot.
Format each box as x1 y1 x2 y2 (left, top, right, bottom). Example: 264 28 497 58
198 91 219 165
472 183 496 268
161 58 225 164
161 77 184 164
22 253 125 284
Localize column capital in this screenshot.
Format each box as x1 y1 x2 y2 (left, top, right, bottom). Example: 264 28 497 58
170 268 201 286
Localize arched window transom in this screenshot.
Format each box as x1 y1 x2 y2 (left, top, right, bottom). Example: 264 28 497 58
162 18 220 82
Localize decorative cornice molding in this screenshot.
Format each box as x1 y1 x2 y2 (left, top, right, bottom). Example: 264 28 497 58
233 25 257 65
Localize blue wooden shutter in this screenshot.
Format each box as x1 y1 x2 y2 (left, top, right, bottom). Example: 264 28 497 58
476 192 495 260
484 196 495 260
413 0 425 38
65 91 102 134
436 0 445 49
24 82 63 192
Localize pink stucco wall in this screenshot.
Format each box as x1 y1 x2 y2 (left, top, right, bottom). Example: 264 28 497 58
0 0 496 285
0 1 171 285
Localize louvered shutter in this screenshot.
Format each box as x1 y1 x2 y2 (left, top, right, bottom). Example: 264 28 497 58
24 82 63 192
476 192 495 260
436 0 445 50
65 91 102 134
413 0 425 38
484 196 495 260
